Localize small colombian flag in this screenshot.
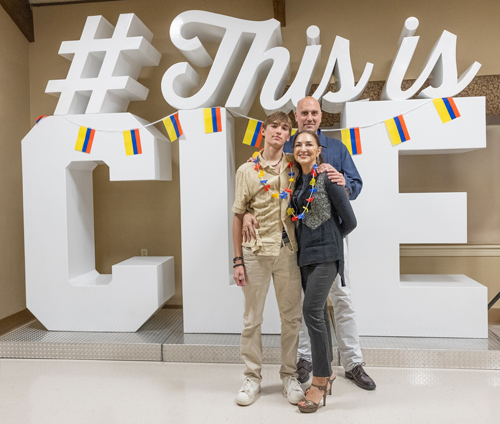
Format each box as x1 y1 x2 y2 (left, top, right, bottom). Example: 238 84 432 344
163 113 183 142
203 107 222 133
123 129 142 156
75 126 95 154
242 120 263 148
341 127 362 155
291 129 298 136
385 115 410 146
433 98 461 124
35 115 49 124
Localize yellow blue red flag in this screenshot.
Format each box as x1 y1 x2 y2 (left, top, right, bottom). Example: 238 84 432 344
75 126 95 154
385 115 410 146
123 129 142 156
341 127 362 155
203 108 222 133
242 120 263 148
433 98 461 123
163 113 183 141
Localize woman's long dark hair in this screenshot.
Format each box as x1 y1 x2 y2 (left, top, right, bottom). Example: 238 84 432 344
293 130 324 176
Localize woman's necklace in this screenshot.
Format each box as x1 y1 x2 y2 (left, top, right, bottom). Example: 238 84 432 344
253 151 295 199
287 164 318 221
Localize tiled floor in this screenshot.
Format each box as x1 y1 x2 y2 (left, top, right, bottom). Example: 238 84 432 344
0 359 499 424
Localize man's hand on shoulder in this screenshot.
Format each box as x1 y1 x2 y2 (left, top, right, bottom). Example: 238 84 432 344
317 163 346 186
242 212 259 242
246 151 261 163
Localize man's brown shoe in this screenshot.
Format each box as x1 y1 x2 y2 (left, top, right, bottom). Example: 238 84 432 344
345 363 376 390
296 358 312 384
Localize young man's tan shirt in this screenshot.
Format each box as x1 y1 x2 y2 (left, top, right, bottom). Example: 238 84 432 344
232 152 298 255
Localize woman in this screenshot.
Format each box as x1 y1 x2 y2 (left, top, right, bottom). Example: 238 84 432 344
289 130 357 413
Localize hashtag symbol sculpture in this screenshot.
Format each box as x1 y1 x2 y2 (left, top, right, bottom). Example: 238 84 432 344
46 14 161 115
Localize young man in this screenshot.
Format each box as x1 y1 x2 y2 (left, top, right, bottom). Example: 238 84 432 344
243 97 375 391
232 111 304 406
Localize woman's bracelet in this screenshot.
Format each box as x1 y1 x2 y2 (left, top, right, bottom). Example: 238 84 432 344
233 256 243 263
233 263 245 268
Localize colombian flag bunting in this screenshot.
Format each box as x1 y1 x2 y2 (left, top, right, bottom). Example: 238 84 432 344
123 129 142 156
163 113 183 142
75 126 95 154
433 97 461 124
341 127 362 155
53 101 469 156
242 119 263 147
385 115 410 146
203 107 222 133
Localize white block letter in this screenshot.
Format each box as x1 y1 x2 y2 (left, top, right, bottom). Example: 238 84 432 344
22 114 175 332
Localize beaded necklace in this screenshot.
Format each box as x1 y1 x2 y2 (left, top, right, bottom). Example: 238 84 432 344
253 151 295 200
287 164 318 221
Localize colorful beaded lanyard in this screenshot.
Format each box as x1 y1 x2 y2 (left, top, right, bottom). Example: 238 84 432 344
286 164 318 222
253 151 295 200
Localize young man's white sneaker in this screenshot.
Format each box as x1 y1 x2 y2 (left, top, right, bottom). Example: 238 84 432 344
236 377 261 406
282 375 305 404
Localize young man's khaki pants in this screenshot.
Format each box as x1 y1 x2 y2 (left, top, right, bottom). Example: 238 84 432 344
241 244 302 382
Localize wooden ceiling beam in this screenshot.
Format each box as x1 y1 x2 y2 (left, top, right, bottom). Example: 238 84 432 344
29 0 122 6
0 0 34 42
1 0 287 42
273 0 286 27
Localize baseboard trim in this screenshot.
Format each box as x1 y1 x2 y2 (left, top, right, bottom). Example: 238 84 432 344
401 244 500 257
0 309 36 336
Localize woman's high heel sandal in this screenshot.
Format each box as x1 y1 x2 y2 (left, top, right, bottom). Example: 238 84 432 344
305 373 336 396
328 374 336 395
297 381 329 413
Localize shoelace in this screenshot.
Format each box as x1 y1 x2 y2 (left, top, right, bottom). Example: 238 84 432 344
243 378 255 394
350 362 366 376
286 377 302 392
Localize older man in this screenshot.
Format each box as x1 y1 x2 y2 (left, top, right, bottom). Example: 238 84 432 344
244 97 375 391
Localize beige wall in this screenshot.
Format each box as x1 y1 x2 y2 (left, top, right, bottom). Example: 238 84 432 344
0 6 31 320
23 0 500 310
284 0 500 81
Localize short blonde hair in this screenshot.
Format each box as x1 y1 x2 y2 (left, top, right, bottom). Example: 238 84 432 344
263 111 292 132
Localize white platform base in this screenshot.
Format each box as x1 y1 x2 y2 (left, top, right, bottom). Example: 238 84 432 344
1 309 498 369
356 274 488 338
